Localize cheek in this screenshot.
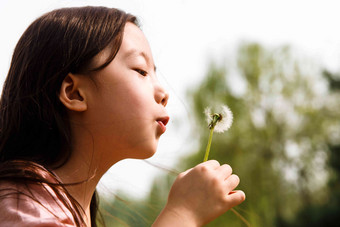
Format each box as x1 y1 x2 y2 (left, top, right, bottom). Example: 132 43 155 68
87 77 158 157
94 89 153 130
116 83 153 116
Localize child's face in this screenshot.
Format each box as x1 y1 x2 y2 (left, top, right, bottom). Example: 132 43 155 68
83 22 169 162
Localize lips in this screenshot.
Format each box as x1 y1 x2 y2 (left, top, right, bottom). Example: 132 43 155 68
157 116 170 133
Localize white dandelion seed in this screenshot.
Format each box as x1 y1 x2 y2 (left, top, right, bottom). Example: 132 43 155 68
204 107 212 124
214 105 233 133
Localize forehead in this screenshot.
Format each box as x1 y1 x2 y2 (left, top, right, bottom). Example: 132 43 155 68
119 23 153 61
87 23 153 71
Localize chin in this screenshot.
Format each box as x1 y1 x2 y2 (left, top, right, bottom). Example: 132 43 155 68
138 149 157 159
123 138 159 160
134 145 158 160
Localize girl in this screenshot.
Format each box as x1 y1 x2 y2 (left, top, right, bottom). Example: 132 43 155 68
0 6 245 226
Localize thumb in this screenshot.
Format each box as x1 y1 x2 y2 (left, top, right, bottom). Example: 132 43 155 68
178 167 193 177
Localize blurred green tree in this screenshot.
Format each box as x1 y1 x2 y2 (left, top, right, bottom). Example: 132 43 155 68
277 71 340 227
98 43 340 227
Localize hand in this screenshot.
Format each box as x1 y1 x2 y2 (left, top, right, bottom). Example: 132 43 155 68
153 160 245 226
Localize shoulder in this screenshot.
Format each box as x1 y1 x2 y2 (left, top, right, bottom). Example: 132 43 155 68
0 181 76 227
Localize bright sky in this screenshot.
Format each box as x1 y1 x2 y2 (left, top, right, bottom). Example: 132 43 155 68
1 0 340 198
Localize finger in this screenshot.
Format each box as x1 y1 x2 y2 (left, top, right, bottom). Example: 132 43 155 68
217 164 232 179
197 159 220 169
224 190 246 208
228 190 243 195
224 174 240 192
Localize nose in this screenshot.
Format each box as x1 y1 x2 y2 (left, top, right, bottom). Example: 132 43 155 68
155 81 169 107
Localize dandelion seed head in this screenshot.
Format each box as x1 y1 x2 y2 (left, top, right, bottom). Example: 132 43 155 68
204 105 233 133
214 105 233 133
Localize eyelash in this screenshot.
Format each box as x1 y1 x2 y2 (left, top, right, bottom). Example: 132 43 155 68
134 69 148 77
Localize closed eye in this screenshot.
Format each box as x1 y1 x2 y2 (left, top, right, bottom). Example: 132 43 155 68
134 69 148 77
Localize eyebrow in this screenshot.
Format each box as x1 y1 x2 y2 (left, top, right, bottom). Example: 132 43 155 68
125 49 157 72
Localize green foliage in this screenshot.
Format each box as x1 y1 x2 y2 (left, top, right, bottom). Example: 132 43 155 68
181 43 340 226
97 174 175 227
279 144 340 227
98 43 340 226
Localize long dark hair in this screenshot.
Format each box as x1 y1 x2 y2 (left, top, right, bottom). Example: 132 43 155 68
0 6 137 226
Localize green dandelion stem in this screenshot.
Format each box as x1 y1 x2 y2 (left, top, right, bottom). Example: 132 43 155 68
203 127 215 162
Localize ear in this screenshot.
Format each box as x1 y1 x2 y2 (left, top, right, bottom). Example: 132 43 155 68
59 73 87 112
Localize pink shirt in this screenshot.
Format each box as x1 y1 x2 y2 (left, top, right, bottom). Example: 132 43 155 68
0 182 76 226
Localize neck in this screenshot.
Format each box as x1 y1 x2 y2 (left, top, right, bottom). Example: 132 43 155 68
53 128 122 226
54 148 100 226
